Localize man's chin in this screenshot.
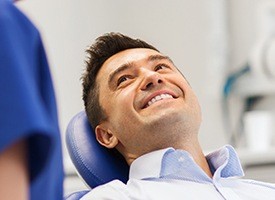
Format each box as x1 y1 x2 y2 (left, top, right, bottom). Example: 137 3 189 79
143 109 183 128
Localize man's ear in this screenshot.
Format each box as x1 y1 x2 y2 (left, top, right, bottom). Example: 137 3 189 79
95 124 118 149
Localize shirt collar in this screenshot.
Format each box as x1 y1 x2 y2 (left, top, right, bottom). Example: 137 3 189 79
129 148 172 180
129 145 244 181
206 145 244 179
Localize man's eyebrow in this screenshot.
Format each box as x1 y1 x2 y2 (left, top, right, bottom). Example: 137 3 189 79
147 54 174 63
108 62 134 87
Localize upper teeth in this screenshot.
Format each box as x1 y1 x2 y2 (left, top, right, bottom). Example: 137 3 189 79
147 94 173 107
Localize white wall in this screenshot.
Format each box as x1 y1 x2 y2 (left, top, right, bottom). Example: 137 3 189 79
228 0 275 147
229 0 275 70
17 0 229 161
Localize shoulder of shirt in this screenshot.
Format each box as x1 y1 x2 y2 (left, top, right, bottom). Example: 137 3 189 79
80 180 130 200
0 0 39 35
240 179 275 189
0 0 17 19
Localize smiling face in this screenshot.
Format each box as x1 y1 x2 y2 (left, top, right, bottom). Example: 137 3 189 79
95 48 202 163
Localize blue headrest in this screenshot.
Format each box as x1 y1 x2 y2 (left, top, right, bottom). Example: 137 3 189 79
65 111 129 188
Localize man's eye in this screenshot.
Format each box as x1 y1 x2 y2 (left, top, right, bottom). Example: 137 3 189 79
117 76 129 86
155 64 167 71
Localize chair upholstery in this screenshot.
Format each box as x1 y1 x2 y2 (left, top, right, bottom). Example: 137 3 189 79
65 111 129 189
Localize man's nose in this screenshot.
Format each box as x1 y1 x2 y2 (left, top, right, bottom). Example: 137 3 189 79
140 70 163 91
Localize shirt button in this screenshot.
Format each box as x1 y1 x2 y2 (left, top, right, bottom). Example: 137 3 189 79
178 156 185 162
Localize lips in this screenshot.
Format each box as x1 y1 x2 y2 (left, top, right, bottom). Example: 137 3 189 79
142 90 177 109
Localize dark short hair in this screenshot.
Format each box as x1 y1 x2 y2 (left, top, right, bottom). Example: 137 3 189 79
82 32 159 128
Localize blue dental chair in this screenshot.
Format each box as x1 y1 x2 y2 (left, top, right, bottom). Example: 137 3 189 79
65 111 129 199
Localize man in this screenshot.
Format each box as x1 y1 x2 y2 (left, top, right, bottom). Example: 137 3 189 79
0 0 63 199
81 32 275 199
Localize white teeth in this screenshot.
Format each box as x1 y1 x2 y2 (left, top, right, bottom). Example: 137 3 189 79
147 94 173 107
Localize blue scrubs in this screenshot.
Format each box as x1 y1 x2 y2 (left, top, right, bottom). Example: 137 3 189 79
0 0 63 199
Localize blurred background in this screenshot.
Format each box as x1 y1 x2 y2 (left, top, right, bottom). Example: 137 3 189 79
17 0 275 195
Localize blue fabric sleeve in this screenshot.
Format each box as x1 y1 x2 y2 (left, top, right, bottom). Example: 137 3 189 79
0 0 63 199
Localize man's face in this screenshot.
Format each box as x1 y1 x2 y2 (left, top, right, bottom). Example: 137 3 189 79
96 48 202 157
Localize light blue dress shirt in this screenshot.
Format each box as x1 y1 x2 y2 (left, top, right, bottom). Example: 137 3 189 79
81 146 275 199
